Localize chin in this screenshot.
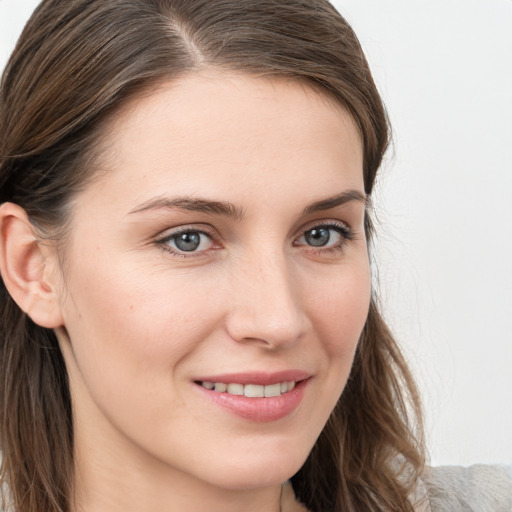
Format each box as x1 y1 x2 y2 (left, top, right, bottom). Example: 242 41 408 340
191 440 312 490
207 461 304 491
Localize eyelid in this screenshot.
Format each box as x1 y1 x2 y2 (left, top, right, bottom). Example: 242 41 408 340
295 219 353 239
293 219 355 252
155 223 216 239
154 224 220 257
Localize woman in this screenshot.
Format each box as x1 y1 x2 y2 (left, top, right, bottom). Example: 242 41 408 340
0 1 509 512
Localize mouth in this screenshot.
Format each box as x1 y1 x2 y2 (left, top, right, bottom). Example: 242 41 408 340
193 371 311 422
196 380 297 397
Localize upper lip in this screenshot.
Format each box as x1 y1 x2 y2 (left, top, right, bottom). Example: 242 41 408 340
194 370 311 386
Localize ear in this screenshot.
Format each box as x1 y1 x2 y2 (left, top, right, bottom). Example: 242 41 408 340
0 202 64 328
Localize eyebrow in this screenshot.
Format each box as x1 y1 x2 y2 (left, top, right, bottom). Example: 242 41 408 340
129 189 366 219
302 189 367 215
129 196 245 220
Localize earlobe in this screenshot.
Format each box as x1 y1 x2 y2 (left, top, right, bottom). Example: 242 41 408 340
0 202 64 328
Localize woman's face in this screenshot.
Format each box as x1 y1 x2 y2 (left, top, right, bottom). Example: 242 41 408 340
54 72 370 491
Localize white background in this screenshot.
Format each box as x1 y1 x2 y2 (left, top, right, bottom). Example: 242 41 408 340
1 1 511 467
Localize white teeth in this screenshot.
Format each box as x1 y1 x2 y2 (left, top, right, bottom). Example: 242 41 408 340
244 384 264 397
264 383 282 397
226 383 244 395
200 380 298 397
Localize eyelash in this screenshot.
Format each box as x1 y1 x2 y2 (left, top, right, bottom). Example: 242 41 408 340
154 221 355 258
294 221 354 254
155 225 217 259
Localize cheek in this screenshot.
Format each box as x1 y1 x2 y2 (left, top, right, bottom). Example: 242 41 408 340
58 260 224 440
63 252 213 338
308 260 371 356
290 262 371 452
58 254 223 398
305 259 371 420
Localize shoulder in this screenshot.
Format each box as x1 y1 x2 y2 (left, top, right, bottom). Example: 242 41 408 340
421 464 512 512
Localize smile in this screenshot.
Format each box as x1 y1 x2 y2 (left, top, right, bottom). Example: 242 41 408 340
199 380 296 397
193 371 311 421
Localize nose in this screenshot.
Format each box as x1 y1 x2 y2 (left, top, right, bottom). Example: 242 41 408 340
225 250 307 350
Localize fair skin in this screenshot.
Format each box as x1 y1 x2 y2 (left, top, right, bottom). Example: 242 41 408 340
0 72 369 512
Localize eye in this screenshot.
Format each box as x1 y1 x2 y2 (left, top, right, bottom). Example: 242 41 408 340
304 227 332 247
157 228 215 254
295 222 353 251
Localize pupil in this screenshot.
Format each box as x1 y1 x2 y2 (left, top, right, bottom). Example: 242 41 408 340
175 232 201 251
305 228 330 247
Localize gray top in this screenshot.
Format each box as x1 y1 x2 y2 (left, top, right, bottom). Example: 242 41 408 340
421 464 512 512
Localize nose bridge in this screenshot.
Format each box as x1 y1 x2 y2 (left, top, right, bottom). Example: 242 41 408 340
226 246 305 347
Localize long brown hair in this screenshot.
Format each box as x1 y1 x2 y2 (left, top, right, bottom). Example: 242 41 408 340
0 1 424 511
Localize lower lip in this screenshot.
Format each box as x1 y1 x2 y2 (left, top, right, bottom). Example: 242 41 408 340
195 379 309 422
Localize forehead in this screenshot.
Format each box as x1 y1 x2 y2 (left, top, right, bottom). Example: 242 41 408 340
81 71 364 214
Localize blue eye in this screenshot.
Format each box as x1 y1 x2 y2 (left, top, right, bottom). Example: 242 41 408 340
304 227 331 247
162 230 214 253
297 223 353 250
